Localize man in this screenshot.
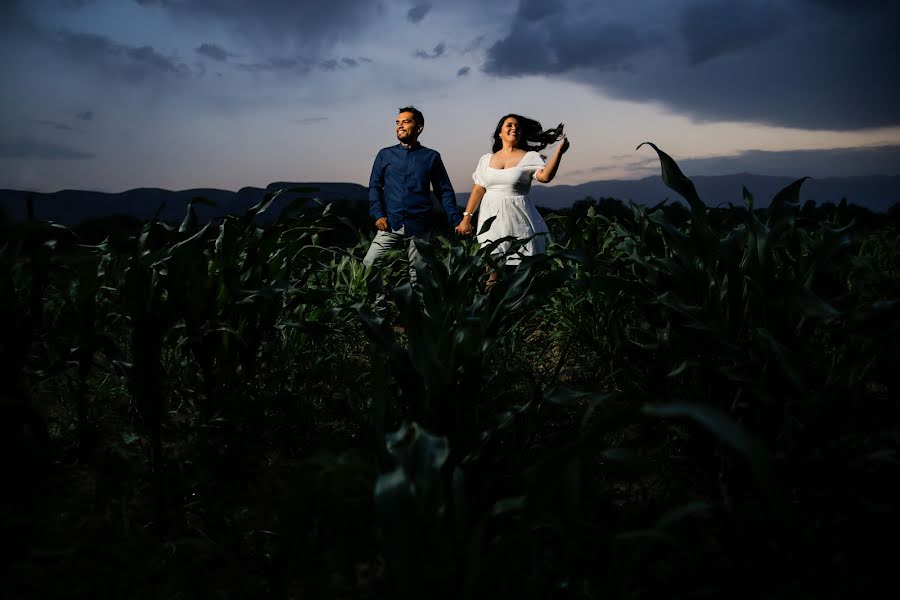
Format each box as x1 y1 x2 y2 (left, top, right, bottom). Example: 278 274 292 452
363 106 462 316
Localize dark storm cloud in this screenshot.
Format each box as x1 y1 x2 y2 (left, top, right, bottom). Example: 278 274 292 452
414 43 446 60
457 66 471 76
517 0 564 21
407 3 432 23
483 15 649 76
0 138 95 159
483 0 900 130
0 0 31 33
132 0 383 52
196 43 235 62
76 110 94 121
680 0 789 64
52 31 193 80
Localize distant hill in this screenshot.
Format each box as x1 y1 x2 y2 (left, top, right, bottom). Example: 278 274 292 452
0 182 369 226
488 174 900 212
2 174 898 227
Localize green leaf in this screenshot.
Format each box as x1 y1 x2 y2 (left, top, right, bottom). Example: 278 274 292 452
477 215 497 236
636 142 703 210
667 361 699 377
643 402 779 504
755 327 806 390
769 177 808 215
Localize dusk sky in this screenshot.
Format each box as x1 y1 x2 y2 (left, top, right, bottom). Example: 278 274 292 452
2 0 899 194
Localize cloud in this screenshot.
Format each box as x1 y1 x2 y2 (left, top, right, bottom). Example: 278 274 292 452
52 30 193 81
488 23 646 76
0 138 95 159
679 145 900 178
414 42 446 60
567 144 900 181
462 35 486 54
235 53 357 75
34 120 79 132
196 42 235 62
482 0 900 130
407 3 432 23
76 110 94 121
517 0 564 21
680 0 788 65
457 66 470 76
0 0 32 33
236 56 310 74
132 0 384 55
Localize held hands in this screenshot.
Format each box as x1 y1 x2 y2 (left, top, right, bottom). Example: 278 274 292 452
375 216 389 231
455 217 473 236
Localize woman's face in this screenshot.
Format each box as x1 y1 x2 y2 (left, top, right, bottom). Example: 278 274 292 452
499 117 520 147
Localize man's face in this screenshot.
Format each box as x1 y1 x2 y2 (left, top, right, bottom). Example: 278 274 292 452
396 111 421 144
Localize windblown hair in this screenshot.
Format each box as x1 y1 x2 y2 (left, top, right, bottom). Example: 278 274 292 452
491 114 563 153
398 105 425 127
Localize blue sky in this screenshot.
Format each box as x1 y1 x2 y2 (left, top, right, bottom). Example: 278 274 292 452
2 0 899 193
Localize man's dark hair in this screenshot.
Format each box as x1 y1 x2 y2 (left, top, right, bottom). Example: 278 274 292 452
398 106 424 127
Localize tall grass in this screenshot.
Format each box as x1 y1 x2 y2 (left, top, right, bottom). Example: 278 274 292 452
2 149 898 599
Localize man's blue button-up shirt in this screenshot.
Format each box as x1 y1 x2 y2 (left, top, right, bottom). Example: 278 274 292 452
368 143 461 237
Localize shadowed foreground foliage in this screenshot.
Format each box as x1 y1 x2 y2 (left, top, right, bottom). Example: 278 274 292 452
2 149 898 599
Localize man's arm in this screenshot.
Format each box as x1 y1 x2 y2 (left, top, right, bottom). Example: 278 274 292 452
430 153 462 226
368 150 389 230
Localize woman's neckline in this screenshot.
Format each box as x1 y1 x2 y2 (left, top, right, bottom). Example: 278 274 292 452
487 150 530 170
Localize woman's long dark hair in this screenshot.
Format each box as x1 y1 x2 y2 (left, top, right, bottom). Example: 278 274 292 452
491 114 563 153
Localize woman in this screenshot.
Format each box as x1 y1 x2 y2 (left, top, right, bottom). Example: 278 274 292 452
455 114 569 274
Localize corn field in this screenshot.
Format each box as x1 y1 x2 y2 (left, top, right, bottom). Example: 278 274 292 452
2 147 898 599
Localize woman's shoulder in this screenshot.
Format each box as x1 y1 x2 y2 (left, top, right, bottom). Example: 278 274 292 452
522 150 546 165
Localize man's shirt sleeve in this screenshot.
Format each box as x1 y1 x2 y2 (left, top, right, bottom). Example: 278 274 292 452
430 152 461 226
368 149 387 221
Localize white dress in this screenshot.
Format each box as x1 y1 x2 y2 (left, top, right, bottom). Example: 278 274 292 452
472 151 550 265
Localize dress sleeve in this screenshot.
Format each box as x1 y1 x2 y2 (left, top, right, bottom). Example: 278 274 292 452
523 151 547 179
472 154 489 187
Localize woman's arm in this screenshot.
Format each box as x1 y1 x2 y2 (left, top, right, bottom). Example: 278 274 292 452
535 135 569 183
455 184 486 235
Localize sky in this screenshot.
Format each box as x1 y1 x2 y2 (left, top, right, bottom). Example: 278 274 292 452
1 0 899 194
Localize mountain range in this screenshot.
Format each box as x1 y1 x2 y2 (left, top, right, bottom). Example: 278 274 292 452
2 174 897 227
520 173 900 213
